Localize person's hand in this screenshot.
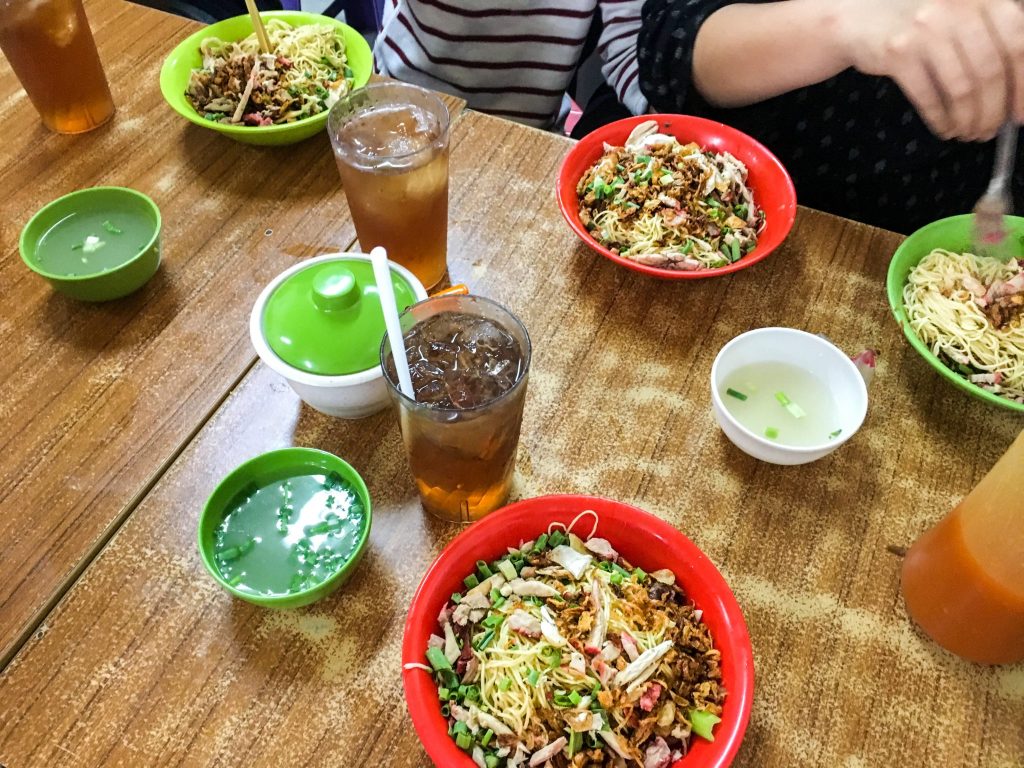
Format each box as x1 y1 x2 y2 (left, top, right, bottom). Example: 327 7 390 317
836 0 1024 141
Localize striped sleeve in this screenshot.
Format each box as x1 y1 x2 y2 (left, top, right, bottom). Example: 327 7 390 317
373 0 599 128
597 0 648 115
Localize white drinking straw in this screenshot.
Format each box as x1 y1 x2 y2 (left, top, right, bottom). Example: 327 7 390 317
370 247 416 400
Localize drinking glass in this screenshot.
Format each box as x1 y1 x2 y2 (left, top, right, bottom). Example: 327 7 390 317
328 82 450 290
380 295 531 522
0 0 115 134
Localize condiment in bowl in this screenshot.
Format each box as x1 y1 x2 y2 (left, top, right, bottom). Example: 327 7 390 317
710 328 868 465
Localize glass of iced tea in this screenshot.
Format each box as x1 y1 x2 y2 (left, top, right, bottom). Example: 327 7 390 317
380 295 531 523
328 82 450 291
0 0 115 134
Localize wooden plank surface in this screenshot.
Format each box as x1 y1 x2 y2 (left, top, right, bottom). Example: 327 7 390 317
1 110 1021 767
0 0 463 665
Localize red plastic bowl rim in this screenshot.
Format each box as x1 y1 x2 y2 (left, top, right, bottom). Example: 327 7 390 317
401 494 755 768
556 114 797 280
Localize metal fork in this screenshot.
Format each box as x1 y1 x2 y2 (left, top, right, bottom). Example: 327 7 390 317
973 121 1019 263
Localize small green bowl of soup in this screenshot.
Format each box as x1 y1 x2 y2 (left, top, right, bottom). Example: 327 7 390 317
20 187 161 301
198 448 372 609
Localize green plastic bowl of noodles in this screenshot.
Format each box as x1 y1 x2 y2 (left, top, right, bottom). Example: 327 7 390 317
887 213 1024 413
159 11 372 146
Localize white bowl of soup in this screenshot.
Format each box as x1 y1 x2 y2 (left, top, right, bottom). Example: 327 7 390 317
710 328 868 465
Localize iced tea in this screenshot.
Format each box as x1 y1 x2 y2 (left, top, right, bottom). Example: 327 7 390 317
0 0 114 134
328 83 449 290
381 295 531 522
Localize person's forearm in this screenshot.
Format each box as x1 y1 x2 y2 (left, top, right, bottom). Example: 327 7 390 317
692 0 852 107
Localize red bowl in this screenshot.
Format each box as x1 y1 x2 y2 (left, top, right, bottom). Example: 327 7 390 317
401 494 754 768
557 114 797 279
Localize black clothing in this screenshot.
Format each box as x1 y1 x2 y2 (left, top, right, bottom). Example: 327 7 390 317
636 0 1023 233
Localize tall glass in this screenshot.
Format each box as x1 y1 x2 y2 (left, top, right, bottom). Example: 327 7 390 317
0 0 115 134
380 295 531 523
328 82 450 290
900 429 1024 664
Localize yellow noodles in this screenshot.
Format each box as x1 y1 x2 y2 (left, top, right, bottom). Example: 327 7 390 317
903 248 1024 401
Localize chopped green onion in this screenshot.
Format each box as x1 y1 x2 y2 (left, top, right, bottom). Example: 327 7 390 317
633 567 647 582
455 731 473 750
636 155 651 163
498 677 513 691
610 571 624 586
482 613 503 628
568 690 582 706
568 729 583 756
726 388 748 401
785 402 807 419
527 669 541 686
765 427 779 439
660 173 674 185
734 203 749 219
102 220 122 234
497 559 518 581
484 754 500 768
829 428 843 438
492 595 506 609
774 391 792 406
729 239 741 262
542 648 562 668
689 708 722 741
681 239 694 254
463 573 479 590
426 646 452 673
706 196 721 208
450 592 463 604
476 560 493 578
553 692 573 707
440 703 450 717
71 243 83 250
474 629 495 651
548 530 566 548
533 533 549 552
437 686 450 700
452 720 470 735
218 538 254 563
481 729 494 748
466 685 481 701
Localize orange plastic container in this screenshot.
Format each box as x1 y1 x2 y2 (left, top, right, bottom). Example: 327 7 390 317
901 430 1024 664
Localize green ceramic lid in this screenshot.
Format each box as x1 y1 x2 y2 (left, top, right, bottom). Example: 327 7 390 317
262 258 420 375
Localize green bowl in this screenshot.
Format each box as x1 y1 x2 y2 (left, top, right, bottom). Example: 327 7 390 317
198 447 372 608
159 12 372 146
19 186 161 302
887 213 1024 413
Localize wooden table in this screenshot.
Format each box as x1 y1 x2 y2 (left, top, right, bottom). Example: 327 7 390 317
0 3 1021 767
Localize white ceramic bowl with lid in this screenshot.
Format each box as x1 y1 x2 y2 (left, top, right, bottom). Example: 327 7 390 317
710 327 869 465
250 253 427 418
